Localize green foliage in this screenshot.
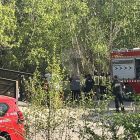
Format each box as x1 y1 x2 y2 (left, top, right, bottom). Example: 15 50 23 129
0 0 134 139
24 46 65 108
1 0 140 72
0 1 16 47
23 69 140 140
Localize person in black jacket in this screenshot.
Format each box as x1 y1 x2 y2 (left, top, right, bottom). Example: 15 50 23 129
73 74 81 101
111 75 125 113
70 74 81 101
69 74 75 101
84 74 94 100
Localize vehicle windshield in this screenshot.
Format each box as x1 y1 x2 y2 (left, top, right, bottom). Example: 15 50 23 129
44 74 61 82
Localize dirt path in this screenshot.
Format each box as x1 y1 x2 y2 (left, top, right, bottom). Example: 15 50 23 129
18 100 136 140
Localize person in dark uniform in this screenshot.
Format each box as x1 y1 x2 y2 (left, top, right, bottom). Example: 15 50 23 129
73 74 81 101
69 74 75 101
111 75 125 113
84 74 94 100
70 74 81 101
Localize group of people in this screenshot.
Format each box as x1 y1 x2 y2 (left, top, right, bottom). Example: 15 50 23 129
69 70 125 113
69 70 111 101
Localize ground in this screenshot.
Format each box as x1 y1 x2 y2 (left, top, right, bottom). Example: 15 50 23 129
18 100 136 140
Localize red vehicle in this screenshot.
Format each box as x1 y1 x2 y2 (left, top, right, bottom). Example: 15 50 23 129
0 95 26 140
111 48 140 101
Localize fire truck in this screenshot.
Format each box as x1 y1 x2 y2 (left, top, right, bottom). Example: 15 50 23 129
111 48 140 101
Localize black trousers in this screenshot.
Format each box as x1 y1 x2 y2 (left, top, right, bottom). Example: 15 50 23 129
100 86 106 100
114 93 124 111
71 90 81 101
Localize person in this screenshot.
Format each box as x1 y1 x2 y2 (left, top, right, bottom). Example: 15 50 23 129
106 71 112 94
136 64 140 79
70 74 81 101
100 70 106 100
81 75 87 92
73 74 81 101
69 74 75 101
111 75 125 113
93 70 100 100
42 78 50 107
100 69 105 77
106 71 110 78
84 74 94 101
42 79 49 91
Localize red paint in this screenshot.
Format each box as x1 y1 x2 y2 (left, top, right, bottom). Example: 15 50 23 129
111 50 140 58
111 49 140 94
123 80 140 94
0 96 26 140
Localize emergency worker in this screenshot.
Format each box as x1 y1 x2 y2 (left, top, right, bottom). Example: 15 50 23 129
93 70 100 100
100 70 106 100
84 74 94 100
106 72 112 94
101 70 105 77
111 75 125 113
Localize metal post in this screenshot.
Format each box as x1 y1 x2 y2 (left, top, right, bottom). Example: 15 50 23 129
19 75 23 101
15 81 19 105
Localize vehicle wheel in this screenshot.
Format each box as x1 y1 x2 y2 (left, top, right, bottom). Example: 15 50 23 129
123 84 133 101
0 136 6 140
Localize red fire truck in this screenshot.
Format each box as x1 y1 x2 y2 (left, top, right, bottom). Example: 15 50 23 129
111 48 140 101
